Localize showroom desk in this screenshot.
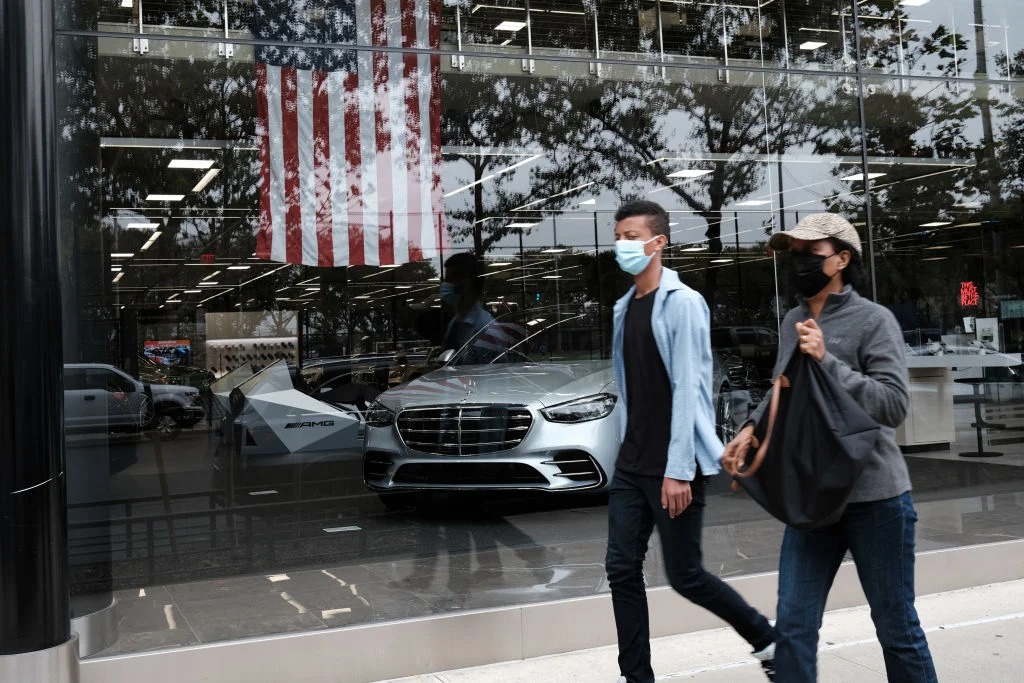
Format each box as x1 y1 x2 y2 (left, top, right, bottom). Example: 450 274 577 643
897 354 1023 450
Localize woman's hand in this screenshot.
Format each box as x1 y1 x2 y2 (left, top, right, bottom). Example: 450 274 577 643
721 424 758 475
796 318 826 362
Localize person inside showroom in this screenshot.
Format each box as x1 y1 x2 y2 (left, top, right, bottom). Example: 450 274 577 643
439 252 494 352
721 212 937 682
607 200 777 683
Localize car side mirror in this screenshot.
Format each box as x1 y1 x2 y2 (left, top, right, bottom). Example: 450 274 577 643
438 349 455 364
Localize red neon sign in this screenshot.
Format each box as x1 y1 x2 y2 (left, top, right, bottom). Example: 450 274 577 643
960 281 979 307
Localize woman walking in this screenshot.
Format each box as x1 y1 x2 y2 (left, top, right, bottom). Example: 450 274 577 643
722 213 937 682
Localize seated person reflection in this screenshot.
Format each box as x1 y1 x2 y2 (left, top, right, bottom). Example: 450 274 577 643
440 252 494 352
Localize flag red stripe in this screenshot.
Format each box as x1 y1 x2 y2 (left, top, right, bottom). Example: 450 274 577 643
255 63 273 260
401 0 423 262
313 70 334 267
280 66 303 264
371 0 394 265
343 70 364 266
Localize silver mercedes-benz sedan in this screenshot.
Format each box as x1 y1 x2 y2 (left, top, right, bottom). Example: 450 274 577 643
363 307 748 500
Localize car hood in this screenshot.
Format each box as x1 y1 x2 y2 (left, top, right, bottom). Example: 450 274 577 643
377 360 616 411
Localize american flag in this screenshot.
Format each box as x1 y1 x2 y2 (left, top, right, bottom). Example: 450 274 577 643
252 0 444 267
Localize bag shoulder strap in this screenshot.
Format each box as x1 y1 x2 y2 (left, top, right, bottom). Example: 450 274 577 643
727 373 790 487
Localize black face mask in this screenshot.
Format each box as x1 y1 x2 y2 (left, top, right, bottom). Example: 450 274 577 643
789 251 836 298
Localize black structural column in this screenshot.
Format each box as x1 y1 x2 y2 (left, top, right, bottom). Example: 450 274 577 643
0 0 76 672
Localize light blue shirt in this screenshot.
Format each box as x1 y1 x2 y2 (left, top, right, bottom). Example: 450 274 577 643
612 267 724 481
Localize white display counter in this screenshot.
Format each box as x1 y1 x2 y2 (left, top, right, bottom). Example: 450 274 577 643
897 353 1023 449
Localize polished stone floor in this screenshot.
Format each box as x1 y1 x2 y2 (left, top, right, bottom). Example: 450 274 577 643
75 404 1024 658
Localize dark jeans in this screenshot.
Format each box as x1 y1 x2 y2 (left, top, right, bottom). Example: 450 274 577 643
775 491 937 683
605 469 774 683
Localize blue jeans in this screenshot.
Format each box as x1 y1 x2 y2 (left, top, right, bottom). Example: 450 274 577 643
775 491 937 682
606 470 774 683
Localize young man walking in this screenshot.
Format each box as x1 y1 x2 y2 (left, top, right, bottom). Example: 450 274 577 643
607 200 776 683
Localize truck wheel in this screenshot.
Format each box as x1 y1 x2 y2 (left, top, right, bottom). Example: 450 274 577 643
148 412 182 440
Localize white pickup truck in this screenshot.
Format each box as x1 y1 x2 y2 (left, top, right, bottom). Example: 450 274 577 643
63 363 205 438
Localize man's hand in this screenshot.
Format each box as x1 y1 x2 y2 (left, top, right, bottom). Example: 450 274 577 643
796 318 826 362
661 477 692 518
721 424 759 475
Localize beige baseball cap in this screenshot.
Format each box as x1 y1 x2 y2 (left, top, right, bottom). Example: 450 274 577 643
768 213 863 255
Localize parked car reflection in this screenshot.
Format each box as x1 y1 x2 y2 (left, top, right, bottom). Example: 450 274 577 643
63 363 204 439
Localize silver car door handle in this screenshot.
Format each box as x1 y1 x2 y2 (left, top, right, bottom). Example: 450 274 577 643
84 395 97 401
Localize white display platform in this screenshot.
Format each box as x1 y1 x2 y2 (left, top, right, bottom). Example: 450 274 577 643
898 353 1023 449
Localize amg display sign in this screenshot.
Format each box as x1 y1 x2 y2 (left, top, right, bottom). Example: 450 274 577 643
284 420 335 429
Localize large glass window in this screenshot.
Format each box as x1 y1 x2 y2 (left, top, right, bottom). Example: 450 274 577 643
54 0 1024 661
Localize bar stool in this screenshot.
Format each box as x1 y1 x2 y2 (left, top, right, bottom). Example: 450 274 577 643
954 378 1003 458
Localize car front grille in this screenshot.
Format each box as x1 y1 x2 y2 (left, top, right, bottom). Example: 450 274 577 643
396 405 533 456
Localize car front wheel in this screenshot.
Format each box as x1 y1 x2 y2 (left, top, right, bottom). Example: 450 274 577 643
717 390 738 443
148 411 182 440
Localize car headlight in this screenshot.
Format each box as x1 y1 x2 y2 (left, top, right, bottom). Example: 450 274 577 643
365 401 396 427
541 393 617 423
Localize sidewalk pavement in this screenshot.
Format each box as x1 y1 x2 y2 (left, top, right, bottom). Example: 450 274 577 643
381 579 1024 682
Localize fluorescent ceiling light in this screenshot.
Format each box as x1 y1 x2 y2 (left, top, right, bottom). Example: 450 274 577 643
202 270 222 280
168 159 215 169
839 172 886 181
120 0 133 7
681 246 708 252
956 222 983 227
488 262 512 267
112 272 125 283
921 256 947 261
140 231 162 251
710 258 733 264
125 222 160 230
183 289 202 294
110 266 122 272
526 318 546 326
667 169 713 179
395 285 413 289
146 194 185 201
924 245 953 250
192 168 220 193
900 0 929 6
444 154 542 199
507 222 538 228
920 221 952 227
495 21 527 31
227 265 251 270
305 287 320 291
111 252 135 258
353 295 371 299
736 200 772 206
198 282 220 286
542 275 562 279
382 264 401 268
541 248 568 253
799 41 828 50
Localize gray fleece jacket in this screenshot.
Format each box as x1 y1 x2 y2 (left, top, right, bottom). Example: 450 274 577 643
748 285 911 504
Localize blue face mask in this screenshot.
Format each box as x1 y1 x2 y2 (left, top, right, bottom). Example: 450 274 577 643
439 281 459 308
614 237 660 275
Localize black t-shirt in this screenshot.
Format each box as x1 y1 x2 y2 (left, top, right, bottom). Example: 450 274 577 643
616 292 673 477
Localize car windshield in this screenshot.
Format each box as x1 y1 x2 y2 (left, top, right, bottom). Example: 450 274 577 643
448 306 607 367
